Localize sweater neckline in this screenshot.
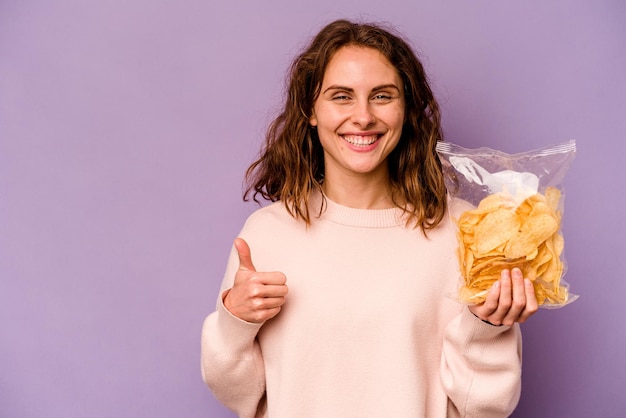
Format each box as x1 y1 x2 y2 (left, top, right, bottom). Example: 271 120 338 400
310 189 407 228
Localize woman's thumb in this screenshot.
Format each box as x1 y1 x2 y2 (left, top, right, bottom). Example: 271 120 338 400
234 238 256 272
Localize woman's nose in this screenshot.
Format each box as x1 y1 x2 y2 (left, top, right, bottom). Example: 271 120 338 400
351 100 376 128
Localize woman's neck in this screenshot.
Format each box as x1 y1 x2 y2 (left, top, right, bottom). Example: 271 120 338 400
321 172 395 209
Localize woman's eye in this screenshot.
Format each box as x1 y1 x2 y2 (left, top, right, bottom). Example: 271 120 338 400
373 94 392 101
332 95 351 101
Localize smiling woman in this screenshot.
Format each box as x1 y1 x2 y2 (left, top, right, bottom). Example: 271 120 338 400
201 18 537 418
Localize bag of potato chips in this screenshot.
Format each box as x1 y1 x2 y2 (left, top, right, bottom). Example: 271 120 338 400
436 140 577 308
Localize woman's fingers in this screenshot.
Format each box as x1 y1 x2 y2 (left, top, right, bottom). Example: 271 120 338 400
493 270 513 321
500 269 527 326
469 268 539 326
517 279 539 323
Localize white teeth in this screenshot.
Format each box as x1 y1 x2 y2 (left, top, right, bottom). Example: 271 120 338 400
343 135 378 146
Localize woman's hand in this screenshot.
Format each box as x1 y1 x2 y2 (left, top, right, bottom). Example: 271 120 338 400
468 268 538 326
223 238 289 323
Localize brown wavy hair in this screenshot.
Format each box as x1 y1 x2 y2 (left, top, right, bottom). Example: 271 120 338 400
244 19 447 231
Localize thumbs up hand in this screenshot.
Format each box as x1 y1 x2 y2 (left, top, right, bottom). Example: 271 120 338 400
223 238 289 323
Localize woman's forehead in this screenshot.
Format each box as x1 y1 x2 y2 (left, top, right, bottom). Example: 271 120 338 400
321 46 402 89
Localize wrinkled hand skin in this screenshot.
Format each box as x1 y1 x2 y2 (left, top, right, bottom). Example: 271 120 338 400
469 268 539 326
223 238 289 324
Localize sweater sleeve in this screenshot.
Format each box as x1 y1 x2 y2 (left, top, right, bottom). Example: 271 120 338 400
441 307 523 418
200 246 267 418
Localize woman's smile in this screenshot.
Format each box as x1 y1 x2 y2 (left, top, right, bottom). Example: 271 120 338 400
341 132 382 149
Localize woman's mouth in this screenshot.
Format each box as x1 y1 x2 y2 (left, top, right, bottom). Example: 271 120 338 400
342 134 380 147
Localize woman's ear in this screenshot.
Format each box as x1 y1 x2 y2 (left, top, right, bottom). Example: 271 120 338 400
309 110 318 127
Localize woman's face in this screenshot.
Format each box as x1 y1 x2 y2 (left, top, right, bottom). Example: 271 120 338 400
310 45 405 184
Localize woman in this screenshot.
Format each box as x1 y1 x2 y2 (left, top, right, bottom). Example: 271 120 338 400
201 19 537 418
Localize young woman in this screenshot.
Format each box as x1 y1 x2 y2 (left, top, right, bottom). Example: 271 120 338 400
201 19 537 418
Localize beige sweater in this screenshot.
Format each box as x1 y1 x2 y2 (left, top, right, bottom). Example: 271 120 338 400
201 192 522 418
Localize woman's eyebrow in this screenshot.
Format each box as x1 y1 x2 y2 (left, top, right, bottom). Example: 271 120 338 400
322 85 354 94
371 84 401 93
322 84 401 94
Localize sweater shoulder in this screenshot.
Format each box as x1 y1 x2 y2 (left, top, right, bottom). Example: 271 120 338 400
240 201 303 236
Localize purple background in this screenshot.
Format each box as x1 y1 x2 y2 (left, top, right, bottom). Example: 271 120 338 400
1 1 624 417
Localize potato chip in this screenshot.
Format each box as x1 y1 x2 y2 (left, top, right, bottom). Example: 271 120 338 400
474 208 520 254
455 187 570 306
504 213 559 258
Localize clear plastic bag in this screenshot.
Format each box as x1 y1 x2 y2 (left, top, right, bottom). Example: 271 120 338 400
436 140 577 308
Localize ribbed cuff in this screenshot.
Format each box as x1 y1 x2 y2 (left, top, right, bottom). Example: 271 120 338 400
215 293 264 351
